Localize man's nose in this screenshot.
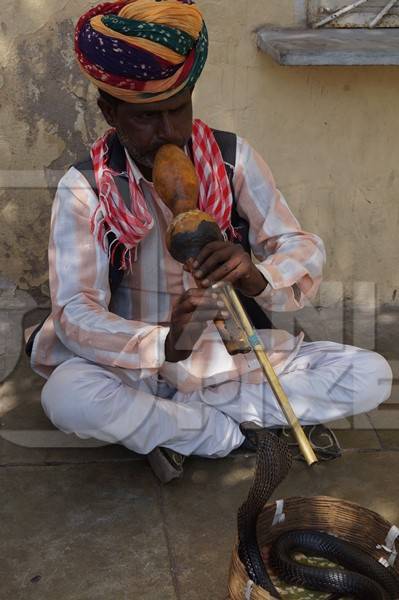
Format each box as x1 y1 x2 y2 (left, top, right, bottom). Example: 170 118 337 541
159 111 183 146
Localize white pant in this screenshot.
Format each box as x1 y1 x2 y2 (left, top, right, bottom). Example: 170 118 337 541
41 341 393 458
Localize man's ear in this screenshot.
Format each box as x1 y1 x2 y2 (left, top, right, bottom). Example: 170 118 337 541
97 96 117 127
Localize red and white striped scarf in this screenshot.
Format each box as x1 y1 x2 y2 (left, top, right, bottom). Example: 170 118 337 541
90 118 233 270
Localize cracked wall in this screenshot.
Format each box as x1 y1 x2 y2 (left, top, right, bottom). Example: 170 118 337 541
0 0 398 383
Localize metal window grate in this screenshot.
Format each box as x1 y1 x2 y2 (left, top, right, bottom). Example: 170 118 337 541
308 0 399 27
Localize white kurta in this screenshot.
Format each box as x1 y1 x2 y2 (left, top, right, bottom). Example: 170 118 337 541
31 137 325 386
34 136 392 455
41 342 392 457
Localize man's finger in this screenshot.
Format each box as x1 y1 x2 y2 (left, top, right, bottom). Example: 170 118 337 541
177 294 224 315
193 241 231 269
218 264 248 286
175 307 229 324
179 288 212 303
187 308 230 323
199 255 242 287
194 246 236 279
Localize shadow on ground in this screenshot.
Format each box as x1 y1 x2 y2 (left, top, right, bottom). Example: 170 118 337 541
0 305 398 599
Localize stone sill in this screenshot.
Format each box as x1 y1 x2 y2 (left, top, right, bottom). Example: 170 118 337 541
256 28 399 65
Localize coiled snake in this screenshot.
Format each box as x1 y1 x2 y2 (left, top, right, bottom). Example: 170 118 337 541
237 428 399 599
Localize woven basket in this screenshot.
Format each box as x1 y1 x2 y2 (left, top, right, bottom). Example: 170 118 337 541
228 495 399 600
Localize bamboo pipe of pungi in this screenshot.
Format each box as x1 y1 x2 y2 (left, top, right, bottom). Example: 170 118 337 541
212 281 318 466
153 144 317 466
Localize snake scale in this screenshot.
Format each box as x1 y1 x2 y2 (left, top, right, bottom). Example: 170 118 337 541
237 427 399 599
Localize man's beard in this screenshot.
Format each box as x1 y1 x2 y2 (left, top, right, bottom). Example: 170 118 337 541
117 131 157 169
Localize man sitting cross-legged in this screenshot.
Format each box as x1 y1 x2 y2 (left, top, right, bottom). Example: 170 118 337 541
29 0 392 483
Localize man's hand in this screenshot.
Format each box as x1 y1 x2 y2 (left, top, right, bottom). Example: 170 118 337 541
191 241 268 297
165 288 229 363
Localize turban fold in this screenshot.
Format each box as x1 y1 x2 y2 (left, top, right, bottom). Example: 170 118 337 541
75 0 208 103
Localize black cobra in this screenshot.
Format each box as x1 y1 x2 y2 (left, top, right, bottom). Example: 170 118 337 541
237 428 399 599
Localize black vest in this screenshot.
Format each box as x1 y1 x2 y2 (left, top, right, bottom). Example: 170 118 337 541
25 130 271 358
74 130 272 330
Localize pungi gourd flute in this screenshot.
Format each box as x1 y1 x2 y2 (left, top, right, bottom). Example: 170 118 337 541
153 144 318 466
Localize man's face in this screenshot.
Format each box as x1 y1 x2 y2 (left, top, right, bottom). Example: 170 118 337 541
98 88 193 171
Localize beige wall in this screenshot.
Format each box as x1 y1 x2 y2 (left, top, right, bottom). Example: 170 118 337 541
1 0 398 310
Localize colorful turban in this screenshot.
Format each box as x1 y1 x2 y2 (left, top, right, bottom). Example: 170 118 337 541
74 0 208 103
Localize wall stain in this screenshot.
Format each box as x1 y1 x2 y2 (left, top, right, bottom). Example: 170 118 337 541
2 19 102 293
14 20 98 166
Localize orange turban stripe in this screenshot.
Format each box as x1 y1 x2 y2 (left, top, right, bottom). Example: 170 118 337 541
75 0 208 103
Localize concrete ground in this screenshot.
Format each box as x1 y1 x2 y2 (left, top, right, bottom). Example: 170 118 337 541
1 305 398 599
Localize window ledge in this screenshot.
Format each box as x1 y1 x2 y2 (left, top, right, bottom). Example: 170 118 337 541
256 27 399 65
